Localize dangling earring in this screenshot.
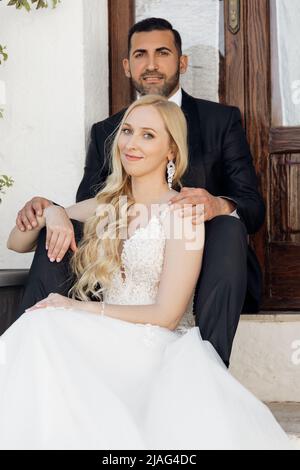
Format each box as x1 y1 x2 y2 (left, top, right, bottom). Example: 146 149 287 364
167 160 176 190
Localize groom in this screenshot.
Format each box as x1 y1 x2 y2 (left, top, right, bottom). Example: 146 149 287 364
15 18 265 367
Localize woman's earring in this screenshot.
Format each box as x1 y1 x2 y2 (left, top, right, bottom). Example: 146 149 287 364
167 160 176 190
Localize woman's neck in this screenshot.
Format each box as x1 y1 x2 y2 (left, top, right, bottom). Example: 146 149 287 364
131 181 173 206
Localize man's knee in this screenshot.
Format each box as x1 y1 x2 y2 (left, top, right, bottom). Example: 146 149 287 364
205 216 247 270
207 215 247 244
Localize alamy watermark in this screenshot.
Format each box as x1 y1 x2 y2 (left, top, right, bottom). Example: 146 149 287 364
95 196 205 251
291 339 300 366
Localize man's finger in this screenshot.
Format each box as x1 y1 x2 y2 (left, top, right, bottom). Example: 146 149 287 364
169 192 201 204
20 212 33 231
180 187 192 192
191 211 205 223
24 206 39 228
170 196 202 207
32 201 44 217
169 193 193 204
180 204 204 217
16 214 26 232
170 188 206 202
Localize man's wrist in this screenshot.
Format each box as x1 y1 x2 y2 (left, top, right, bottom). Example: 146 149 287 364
217 197 236 215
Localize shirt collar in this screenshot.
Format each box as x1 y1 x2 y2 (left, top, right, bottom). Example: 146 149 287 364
136 87 182 107
168 87 182 107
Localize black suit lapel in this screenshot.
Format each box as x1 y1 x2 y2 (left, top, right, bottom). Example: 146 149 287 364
181 90 206 188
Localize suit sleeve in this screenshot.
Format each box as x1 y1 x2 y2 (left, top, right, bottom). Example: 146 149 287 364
76 123 110 203
221 106 265 234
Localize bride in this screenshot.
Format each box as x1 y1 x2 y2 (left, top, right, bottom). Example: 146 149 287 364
2 95 292 450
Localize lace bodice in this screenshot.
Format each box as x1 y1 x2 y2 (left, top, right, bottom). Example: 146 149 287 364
103 205 195 332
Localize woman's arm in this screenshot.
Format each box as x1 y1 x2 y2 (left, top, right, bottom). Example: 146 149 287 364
7 197 97 255
65 197 98 222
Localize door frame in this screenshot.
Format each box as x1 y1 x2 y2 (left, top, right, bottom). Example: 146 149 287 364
108 0 135 115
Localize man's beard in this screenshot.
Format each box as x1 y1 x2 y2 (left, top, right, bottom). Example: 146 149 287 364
131 67 180 98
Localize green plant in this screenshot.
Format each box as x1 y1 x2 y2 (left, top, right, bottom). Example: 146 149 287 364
0 45 8 65
0 46 7 117
7 0 61 11
0 175 14 203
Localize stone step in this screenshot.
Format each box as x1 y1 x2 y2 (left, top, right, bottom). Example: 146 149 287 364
230 314 300 402
266 402 300 449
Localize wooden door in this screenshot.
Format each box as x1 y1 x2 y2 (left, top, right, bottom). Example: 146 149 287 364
224 0 300 310
108 0 300 311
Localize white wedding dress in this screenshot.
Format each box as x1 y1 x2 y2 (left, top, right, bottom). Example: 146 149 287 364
0 206 293 450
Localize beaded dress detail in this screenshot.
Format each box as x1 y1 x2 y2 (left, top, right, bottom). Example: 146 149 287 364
103 205 195 332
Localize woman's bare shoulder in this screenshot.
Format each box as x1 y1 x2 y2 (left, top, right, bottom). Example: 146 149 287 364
165 189 180 203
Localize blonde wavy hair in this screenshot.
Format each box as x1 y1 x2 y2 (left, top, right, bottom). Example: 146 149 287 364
69 94 189 301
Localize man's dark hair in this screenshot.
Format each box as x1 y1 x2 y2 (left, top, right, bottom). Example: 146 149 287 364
128 18 182 56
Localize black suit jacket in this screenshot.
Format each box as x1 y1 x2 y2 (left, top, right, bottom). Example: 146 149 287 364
76 90 265 312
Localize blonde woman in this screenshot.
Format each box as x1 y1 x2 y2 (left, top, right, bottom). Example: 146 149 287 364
2 96 292 450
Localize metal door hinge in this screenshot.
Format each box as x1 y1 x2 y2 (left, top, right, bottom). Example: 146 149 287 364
228 0 240 34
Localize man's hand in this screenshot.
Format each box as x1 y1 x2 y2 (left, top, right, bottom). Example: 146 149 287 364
44 206 77 263
16 197 53 232
25 293 80 312
169 187 236 222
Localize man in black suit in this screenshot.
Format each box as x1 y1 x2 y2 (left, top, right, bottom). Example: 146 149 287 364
15 18 265 367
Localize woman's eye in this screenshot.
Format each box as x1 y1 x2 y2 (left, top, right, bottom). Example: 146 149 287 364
144 133 154 139
122 128 131 135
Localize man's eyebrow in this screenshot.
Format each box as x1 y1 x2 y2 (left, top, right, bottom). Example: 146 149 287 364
132 47 173 55
122 123 157 133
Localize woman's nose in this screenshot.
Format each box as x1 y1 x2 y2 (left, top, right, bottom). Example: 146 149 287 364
125 134 139 150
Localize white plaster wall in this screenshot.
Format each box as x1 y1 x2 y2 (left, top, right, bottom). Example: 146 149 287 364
230 316 300 402
135 0 222 102
0 0 108 269
271 0 300 126
82 0 109 146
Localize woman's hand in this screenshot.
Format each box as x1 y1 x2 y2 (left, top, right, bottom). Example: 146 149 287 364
44 206 77 262
25 293 81 312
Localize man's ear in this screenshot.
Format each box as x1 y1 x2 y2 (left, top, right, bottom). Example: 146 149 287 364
179 55 188 75
123 58 131 78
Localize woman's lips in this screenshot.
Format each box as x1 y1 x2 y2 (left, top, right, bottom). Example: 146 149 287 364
125 154 143 162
